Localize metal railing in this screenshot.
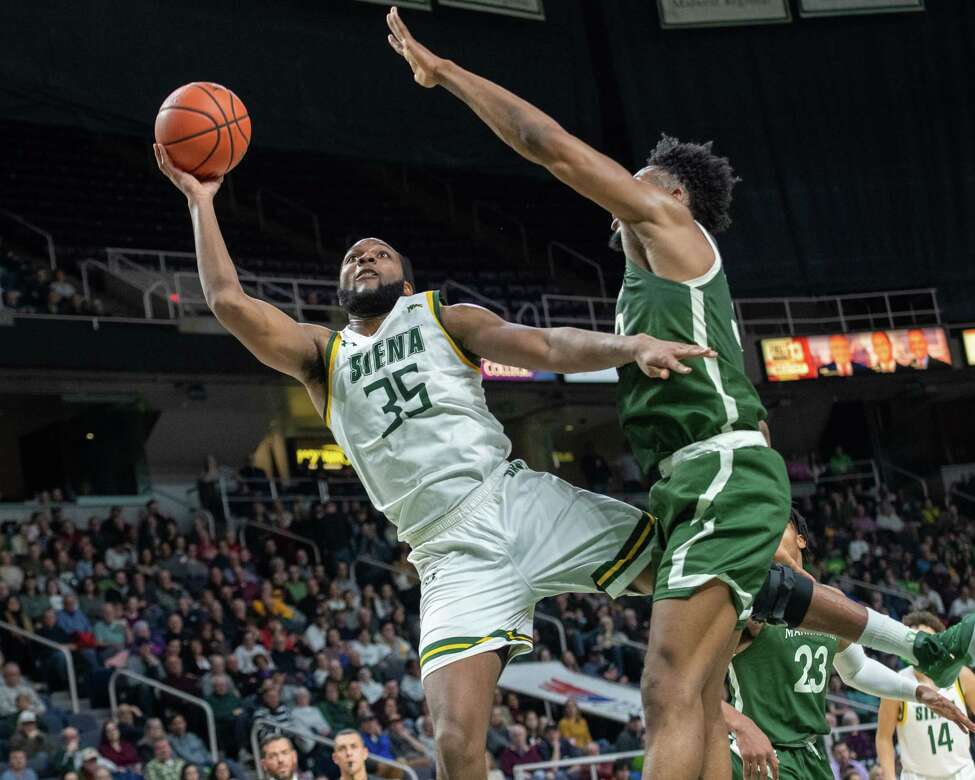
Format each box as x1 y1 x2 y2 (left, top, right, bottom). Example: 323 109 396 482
109 669 218 763
537 289 942 336
547 242 607 298
354 555 420 584
256 189 324 257
827 693 879 715
250 718 419 780
0 208 56 269
0 620 79 713
812 459 881 491
515 301 541 327
473 201 530 265
440 279 510 319
534 613 568 655
541 293 616 332
833 576 915 607
239 520 322 565
881 461 929 499
514 750 641 780
734 288 941 336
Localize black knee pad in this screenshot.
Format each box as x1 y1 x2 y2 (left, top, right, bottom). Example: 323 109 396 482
751 564 814 627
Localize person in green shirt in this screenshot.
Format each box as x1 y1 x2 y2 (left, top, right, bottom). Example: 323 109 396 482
723 513 972 780
143 739 185 780
318 679 355 733
204 675 243 757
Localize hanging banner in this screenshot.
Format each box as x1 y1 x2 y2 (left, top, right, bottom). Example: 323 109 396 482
355 0 432 10
439 0 544 20
500 661 643 724
657 0 791 29
481 359 556 382
799 0 923 17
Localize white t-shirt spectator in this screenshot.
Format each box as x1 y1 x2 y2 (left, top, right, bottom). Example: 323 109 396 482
303 623 328 654
950 595 975 619
291 705 331 752
50 279 76 299
914 589 945 615
233 642 265 674
349 638 391 668
848 538 869 563
359 676 383 704
876 509 904 533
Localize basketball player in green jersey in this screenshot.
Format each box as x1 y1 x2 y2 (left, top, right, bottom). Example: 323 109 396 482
723 513 972 780
385 8 975 778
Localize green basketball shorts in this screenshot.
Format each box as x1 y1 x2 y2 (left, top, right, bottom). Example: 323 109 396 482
730 740 834 780
648 442 790 629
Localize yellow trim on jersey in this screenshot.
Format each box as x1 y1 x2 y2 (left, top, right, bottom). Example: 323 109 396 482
323 332 341 428
898 701 906 724
594 512 656 589
425 290 481 371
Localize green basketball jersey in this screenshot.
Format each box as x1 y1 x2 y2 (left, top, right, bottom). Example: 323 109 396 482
614 227 768 473
727 626 839 748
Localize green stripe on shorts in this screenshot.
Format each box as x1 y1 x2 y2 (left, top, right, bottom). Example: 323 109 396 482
419 629 533 668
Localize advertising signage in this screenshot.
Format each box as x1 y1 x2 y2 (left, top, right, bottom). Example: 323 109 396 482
480 359 556 382
762 327 951 382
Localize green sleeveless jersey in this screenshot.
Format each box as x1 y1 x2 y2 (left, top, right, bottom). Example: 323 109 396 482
727 626 839 748
614 228 767 473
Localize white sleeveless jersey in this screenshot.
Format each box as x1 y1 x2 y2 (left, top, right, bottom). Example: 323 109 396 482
322 291 511 543
896 668 974 777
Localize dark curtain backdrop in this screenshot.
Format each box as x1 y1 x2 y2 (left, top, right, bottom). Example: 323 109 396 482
595 1 975 315
0 0 601 172
0 1 972 314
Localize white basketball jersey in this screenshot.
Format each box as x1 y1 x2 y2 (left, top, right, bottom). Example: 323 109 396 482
896 668 974 777
322 291 510 543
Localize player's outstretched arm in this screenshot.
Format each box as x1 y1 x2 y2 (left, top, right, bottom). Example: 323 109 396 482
440 302 714 379
874 697 899 780
834 642 975 732
154 144 326 385
720 702 778 780
385 7 686 229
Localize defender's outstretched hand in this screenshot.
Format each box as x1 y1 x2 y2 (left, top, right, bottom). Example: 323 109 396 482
631 334 716 380
153 143 223 203
386 6 446 88
916 685 975 733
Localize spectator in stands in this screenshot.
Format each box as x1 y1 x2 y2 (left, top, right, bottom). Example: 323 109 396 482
537 721 578 769
359 714 395 764
1 750 37 780
499 724 544 779
290 686 331 752
50 270 76 300
558 699 592 748
357 667 382 705
485 751 505 780
206 674 244 758
233 631 262 675
875 500 904 534
950 585 975 620
9 711 53 774
137 719 166 765
144 738 185 780
829 740 868 780
94 603 129 662
168 714 212 769
848 531 870 563
253 683 291 730
613 713 644 754
0 663 45 716
486 706 512 757
98 720 140 772
913 580 945 615
318 679 354 733
387 717 433 775
829 446 854 475
1 597 34 671
50 727 83 778
56 595 92 637
207 761 236 780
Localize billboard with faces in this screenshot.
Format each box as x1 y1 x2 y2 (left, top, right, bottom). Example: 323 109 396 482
761 327 951 382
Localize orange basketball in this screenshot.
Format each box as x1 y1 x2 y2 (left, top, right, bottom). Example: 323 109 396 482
154 82 251 179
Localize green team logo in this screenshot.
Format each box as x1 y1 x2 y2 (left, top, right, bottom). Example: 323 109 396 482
349 325 425 384
407 303 423 312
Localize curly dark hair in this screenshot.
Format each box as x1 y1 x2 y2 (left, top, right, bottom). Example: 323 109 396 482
647 134 739 234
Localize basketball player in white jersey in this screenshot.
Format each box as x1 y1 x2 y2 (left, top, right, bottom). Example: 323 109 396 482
876 612 975 780
153 143 714 779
